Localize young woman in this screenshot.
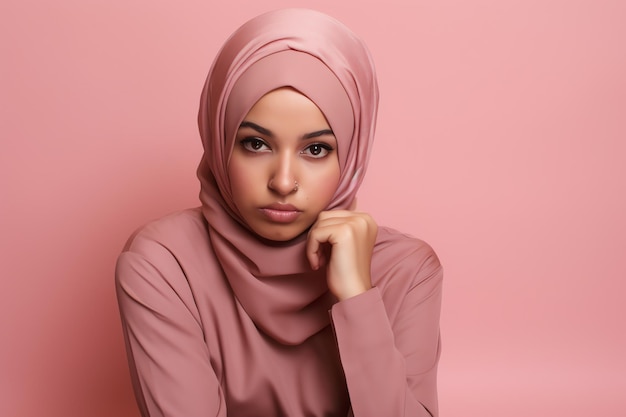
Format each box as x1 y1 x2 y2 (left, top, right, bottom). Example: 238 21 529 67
116 8 443 417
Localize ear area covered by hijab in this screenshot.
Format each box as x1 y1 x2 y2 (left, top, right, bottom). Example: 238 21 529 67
196 9 379 345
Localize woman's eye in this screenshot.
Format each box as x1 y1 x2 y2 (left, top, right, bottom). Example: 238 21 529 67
302 143 333 158
241 138 270 152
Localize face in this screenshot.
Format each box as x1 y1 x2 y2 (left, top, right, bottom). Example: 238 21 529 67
228 87 341 242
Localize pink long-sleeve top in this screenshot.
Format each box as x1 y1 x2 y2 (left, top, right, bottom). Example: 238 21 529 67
115 208 442 417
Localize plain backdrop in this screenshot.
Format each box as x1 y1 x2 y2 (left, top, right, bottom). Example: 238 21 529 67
2 0 625 416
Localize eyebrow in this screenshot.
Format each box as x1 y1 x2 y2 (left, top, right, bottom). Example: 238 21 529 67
239 121 334 140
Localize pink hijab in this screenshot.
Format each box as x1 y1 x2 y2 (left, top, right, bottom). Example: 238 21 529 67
197 9 379 345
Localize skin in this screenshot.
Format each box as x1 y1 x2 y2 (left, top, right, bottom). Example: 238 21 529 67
228 87 377 301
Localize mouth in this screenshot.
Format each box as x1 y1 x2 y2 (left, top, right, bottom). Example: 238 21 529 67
259 203 302 223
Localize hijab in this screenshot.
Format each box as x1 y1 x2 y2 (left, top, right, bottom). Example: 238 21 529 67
197 8 379 345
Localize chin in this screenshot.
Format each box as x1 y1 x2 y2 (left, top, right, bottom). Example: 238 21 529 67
253 225 308 243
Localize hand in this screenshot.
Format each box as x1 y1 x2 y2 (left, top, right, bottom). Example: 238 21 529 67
306 210 378 301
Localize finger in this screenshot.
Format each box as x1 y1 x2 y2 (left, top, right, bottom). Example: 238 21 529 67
314 216 373 238
306 228 322 270
317 210 355 220
312 217 352 230
314 212 363 227
306 222 341 270
315 210 351 224
317 211 374 230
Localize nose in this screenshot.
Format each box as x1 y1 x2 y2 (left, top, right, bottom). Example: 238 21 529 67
268 153 298 196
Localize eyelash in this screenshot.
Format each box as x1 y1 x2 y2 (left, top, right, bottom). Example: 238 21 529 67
240 137 270 152
239 137 334 159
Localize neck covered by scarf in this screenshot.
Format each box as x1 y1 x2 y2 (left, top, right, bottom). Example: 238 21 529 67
197 9 379 345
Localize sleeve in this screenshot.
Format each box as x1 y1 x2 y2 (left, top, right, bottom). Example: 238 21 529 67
330 251 443 417
115 236 227 417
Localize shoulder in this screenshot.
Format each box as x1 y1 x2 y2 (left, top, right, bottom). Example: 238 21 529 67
370 227 443 322
116 208 214 288
122 207 208 254
374 226 441 272
115 209 213 324
372 226 443 290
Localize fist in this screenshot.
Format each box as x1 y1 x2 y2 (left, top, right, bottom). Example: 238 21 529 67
306 210 378 301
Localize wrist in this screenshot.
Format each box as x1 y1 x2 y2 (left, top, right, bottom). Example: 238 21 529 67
335 280 372 301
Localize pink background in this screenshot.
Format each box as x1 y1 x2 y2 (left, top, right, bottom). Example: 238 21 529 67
2 0 625 416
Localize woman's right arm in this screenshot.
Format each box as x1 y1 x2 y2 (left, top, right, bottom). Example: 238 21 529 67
115 235 227 417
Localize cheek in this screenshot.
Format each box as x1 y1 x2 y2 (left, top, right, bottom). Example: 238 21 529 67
228 157 255 201
312 164 341 205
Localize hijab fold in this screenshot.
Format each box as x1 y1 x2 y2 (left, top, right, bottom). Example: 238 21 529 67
197 9 379 345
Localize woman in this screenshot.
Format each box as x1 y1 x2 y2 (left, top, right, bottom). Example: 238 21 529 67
116 8 442 417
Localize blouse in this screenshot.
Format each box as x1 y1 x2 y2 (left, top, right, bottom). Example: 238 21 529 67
116 208 442 416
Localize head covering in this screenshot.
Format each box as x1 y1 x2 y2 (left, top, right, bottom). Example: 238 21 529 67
197 8 379 345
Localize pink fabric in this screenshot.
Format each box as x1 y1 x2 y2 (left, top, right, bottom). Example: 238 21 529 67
116 210 442 417
196 8 378 345
116 8 442 417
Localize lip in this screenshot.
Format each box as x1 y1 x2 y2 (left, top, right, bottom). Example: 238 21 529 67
259 203 302 223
